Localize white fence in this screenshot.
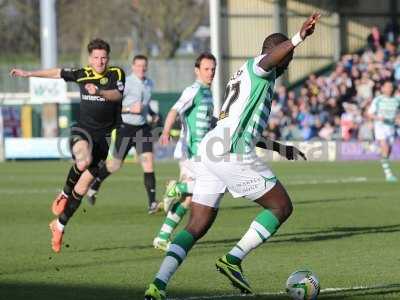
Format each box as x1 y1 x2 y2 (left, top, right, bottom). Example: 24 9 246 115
2 138 400 161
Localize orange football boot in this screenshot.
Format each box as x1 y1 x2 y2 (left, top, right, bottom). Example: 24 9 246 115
52 192 68 216
49 219 64 253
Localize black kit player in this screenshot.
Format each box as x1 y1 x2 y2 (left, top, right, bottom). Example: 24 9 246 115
86 55 162 214
10 38 125 253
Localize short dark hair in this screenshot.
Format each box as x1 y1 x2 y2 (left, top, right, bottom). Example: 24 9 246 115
382 79 393 85
87 38 110 55
261 33 289 54
195 52 216 68
132 54 148 64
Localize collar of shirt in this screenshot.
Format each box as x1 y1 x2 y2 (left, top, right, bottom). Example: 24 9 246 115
195 79 210 88
130 73 153 88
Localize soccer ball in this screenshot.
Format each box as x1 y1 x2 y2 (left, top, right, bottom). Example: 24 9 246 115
286 270 320 300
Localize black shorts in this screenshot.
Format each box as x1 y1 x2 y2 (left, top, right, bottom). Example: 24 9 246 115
113 123 155 160
69 126 111 172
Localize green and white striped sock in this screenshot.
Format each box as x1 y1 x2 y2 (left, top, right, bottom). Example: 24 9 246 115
227 210 280 265
157 202 188 241
381 158 393 177
154 230 195 290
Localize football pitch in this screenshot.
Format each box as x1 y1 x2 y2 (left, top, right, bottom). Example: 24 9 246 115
1 160 399 300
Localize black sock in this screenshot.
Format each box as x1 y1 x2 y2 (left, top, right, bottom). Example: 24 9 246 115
90 177 102 192
89 162 111 192
143 172 156 206
97 162 111 180
63 164 83 196
59 190 83 225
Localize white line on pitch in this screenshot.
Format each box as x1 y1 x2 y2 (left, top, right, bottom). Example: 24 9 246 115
286 176 368 185
169 283 397 300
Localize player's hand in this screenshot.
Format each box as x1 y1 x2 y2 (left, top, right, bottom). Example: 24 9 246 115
130 102 143 114
9 68 31 78
300 12 320 40
159 133 170 146
85 83 99 95
284 145 307 160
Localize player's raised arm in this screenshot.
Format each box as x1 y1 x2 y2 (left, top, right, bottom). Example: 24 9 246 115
258 12 320 72
9 68 61 79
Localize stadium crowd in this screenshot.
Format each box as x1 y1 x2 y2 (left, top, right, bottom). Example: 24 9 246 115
267 22 400 141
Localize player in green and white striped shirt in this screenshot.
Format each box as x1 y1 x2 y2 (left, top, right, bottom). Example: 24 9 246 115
368 80 400 182
152 53 216 252
145 13 320 300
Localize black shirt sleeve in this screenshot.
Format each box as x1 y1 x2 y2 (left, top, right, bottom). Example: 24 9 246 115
108 67 125 93
60 68 85 82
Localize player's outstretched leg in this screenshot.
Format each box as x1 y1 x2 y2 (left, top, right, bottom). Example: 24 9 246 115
153 197 190 251
216 181 292 294
63 164 84 196
145 202 218 299
49 190 84 253
52 164 83 215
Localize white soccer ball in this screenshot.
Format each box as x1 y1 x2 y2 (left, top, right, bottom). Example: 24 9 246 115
286 270 320 300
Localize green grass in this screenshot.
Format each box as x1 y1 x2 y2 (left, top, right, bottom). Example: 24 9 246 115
0 161 399 300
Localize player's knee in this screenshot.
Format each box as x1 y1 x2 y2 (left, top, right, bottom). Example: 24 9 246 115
283 200 293 220
76 158 91 172
181 196 192 208
186 217 211 240
141 161 153 173
278 197 293 222
186 224 208 240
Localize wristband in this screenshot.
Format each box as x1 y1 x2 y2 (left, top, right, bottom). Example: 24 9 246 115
291 32 303 47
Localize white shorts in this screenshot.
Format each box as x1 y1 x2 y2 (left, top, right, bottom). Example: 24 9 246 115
192 151 277 208
179 158 196 180
374 123 395 142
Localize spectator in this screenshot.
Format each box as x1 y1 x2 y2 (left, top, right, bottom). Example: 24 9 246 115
356 72 374 101
384 20 399 44
319 121 335 140
367 26 385 51
358 110 374 141
274 85 287 106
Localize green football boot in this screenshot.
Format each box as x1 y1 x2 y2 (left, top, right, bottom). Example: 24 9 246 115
215 255 253 294
163 180 181 212
144 283 166 300
153 237 171 252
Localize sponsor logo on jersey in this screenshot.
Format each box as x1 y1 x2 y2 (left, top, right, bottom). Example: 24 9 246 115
100 77 109 85
82 94 106 102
